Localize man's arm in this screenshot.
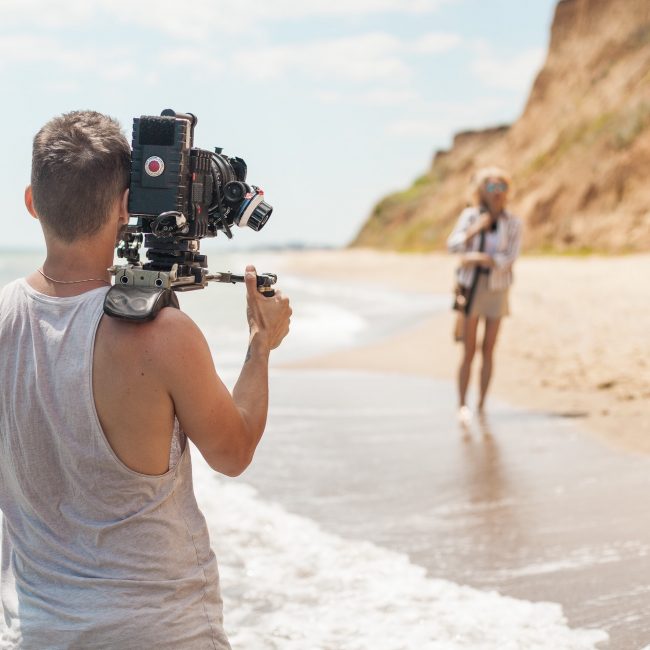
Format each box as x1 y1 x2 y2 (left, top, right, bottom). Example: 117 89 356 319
153 266 291 476
230 266 291 466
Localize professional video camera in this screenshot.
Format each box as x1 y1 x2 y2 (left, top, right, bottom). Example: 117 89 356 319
103 109 277 321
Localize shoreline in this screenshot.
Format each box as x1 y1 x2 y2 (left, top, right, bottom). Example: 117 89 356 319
276 248 650 456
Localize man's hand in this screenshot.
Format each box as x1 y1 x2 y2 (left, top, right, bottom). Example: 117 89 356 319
245 265 292 351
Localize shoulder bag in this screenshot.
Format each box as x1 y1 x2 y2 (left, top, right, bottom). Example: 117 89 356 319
452 226 486 342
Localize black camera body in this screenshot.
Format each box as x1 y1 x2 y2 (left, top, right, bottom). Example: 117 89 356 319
129 109 271 243
104 109 276 322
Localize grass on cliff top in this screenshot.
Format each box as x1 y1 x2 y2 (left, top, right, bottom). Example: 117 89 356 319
360 166 450 243
526 102 650 175
375 172 439 206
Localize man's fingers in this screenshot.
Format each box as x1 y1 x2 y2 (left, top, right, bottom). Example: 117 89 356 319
245 265 258 297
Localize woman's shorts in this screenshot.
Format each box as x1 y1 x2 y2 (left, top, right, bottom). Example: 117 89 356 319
469 274 509 319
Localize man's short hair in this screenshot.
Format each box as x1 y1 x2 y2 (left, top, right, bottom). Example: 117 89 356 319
31 110 131 242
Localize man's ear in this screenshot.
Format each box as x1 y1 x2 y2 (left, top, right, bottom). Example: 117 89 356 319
24 186 39 219
118 188 129 225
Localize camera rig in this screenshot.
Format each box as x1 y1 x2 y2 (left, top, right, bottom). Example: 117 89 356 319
103 109 276 322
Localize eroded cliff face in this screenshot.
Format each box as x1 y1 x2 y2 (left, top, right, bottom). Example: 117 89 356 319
352 0 650 253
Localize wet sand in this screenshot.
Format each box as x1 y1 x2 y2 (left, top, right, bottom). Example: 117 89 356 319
277 249 650 456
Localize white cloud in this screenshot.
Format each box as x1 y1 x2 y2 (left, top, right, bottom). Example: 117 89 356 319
157 48 204 66
0 34 138 81
238 0 453 17
41 80 80 94
356 88 420 105
229 30 463 84
388 118 453 139
0 0 455 36
232 33 411 83
0 0 461 87
471 44 546 92
410 32 462 54
0 1 95 28
101 63 138 81
0 34 88 67
315 90 342 104
387 97 512 140
315 88 419 106
0 26 459 91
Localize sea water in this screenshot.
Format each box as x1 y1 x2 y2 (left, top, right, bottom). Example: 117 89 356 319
195 464 606 650
0 249 608 649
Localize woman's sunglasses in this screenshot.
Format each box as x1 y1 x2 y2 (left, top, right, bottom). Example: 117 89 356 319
485 181 508 193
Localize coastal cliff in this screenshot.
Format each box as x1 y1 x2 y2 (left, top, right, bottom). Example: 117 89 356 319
352 0 650 253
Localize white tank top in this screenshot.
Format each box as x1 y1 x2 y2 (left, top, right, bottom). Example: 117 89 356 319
0 279 230 649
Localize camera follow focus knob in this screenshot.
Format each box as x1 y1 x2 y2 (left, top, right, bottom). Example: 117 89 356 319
246 201 273 232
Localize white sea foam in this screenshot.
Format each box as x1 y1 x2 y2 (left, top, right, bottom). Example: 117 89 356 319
179 262 445 373
203 305 368 371
279 274 447 323
188 283 376 370
288 301 367 343
192 455 608 650
493 542 650 579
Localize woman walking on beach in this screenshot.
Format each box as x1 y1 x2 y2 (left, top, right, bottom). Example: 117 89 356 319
447 167 522 422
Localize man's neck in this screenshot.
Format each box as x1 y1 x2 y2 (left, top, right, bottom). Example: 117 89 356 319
27 235 114 298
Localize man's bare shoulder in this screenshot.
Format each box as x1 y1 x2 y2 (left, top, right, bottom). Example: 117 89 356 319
97 307 209 371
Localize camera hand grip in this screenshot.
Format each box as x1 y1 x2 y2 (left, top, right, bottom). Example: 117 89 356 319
256 273 277 298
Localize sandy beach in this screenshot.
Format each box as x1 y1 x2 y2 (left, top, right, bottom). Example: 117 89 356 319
277 248 650 455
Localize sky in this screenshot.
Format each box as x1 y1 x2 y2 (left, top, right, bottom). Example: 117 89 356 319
0 0 557 252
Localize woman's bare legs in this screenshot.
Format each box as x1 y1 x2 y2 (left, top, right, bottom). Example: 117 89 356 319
478 317 502 412
458 315 480 408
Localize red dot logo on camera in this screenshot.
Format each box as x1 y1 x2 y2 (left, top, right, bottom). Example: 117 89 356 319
144 156 165 177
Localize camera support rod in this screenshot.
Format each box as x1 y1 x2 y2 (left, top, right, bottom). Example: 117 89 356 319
103 265 277 322
204 271 277 296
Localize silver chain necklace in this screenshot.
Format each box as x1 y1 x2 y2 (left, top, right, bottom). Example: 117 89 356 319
37 268 110 285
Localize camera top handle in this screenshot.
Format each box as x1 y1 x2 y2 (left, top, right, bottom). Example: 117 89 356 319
160 108 197 136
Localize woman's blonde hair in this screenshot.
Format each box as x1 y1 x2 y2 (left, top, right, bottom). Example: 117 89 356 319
470 166 512 206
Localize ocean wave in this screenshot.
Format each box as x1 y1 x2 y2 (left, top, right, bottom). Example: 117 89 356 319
193 456 608 650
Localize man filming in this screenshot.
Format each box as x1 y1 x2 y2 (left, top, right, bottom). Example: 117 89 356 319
0 110 291 648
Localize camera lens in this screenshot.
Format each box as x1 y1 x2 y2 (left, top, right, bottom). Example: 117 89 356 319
224 181 247 204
